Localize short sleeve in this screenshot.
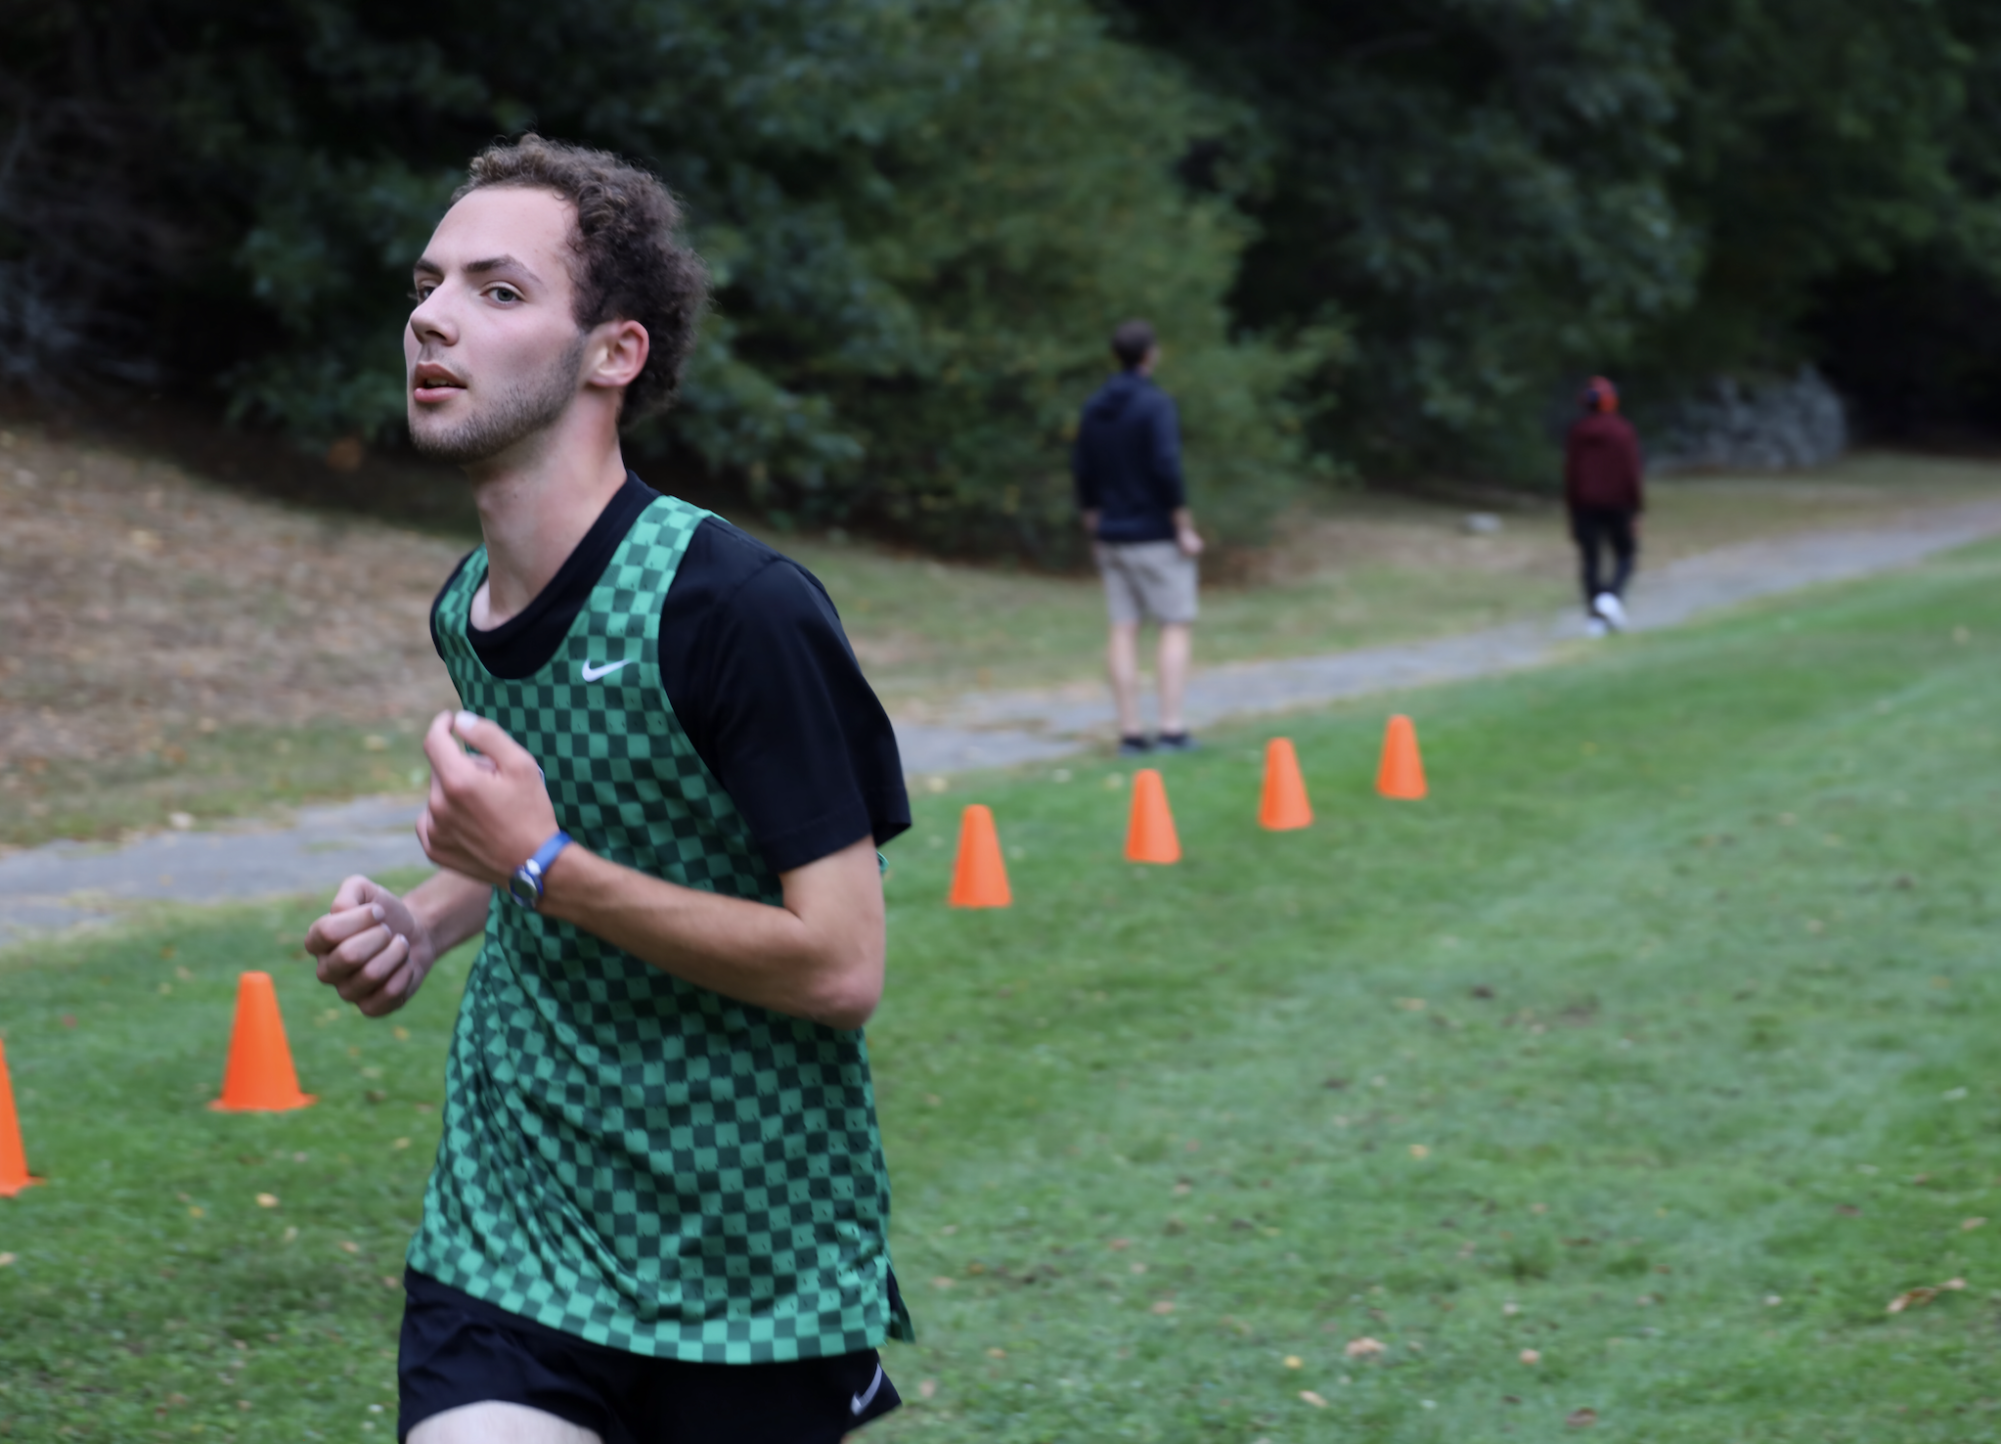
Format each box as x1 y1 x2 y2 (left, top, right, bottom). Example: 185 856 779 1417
662 521 910 875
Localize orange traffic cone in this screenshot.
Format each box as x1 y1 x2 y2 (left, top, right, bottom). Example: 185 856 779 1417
0 1039 41 1197
210 972 314 1113
1259 738 1313 831
1377 714 1428 800
948 804 1012 907
1125 768 1182 864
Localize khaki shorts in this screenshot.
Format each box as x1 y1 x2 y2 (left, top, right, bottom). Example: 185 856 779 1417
1096 539 1199 625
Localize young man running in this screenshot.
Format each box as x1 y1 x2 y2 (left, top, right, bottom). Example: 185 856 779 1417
303 136 911 1444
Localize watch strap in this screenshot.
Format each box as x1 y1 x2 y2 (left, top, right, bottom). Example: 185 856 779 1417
509 830 573 910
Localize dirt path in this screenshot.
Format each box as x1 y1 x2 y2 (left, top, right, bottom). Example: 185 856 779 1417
6 497 2001 944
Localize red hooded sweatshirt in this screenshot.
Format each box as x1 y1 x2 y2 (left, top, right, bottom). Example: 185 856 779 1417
1564 412 1644 512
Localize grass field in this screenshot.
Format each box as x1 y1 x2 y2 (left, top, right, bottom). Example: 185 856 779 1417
5 544 2001 1441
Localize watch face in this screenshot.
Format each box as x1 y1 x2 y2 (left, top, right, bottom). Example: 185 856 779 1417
507 871 540 907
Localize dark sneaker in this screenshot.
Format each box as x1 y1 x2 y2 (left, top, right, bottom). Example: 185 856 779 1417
1155 731 1198 753
1116 735 1153 757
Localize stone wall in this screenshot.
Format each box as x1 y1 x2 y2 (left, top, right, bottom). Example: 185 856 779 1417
1642 366 1848 475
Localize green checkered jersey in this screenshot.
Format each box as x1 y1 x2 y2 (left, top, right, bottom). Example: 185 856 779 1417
408 492 911 1362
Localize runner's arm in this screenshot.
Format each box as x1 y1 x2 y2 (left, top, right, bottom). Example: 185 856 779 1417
537 836 884 1029
414 711 885 1029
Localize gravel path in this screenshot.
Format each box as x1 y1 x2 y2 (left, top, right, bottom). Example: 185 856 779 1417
8 498 2000 944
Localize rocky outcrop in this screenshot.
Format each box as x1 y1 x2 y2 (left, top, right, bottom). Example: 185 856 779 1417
1644 367 1848 475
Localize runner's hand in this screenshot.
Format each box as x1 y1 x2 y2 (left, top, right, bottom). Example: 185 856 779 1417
1176 525 1204 558
416 710 560 887
305 875 435 1017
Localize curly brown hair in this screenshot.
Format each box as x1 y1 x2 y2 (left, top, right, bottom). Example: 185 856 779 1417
454 135 709 423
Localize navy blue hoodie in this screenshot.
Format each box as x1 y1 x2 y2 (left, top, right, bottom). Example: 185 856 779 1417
1072 371 1184 543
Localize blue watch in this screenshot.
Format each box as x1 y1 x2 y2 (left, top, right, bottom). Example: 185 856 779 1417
507 831 572 911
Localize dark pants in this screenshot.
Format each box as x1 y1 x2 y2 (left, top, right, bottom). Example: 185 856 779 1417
1570 506 1637 609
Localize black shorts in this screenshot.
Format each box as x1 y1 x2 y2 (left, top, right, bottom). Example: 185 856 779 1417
397 1269 901 1444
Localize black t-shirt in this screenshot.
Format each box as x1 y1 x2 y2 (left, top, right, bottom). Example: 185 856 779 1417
431 474 908 874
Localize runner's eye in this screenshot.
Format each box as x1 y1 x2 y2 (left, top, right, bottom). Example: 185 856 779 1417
488 285 522 304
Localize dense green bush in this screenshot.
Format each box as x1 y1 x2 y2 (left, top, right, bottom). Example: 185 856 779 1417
7 0 1999 538
4 0 1322 555
1100 0 2001 481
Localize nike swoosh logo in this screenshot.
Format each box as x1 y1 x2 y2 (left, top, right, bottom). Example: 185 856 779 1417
579 659 633 682
850 1362 885 1415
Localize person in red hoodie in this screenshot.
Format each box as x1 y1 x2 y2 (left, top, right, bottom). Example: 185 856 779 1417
1564 376 1644 636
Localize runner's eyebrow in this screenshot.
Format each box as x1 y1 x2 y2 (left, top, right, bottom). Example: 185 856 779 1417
410 255 544 285
464 254 542 284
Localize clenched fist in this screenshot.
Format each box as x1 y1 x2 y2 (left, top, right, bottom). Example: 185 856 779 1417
304 875 437 1018
416 710 560 886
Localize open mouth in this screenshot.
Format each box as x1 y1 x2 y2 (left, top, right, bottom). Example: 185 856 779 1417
411 363 467 404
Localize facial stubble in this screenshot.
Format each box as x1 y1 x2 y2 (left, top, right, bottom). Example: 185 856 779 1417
410 331 589 466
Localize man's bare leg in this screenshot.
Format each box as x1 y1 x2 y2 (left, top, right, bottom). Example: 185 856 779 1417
1107 621 1145 737
409 1403 603 1444
1157 622 1192 735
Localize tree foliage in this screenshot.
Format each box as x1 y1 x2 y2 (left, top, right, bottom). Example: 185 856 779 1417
1101 0 2001 478
4 0 1998 540
3 0 1320 554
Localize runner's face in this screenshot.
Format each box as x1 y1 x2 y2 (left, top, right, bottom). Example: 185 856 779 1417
405 187 587 465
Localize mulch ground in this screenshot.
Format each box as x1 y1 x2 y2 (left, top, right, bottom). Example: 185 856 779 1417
0 425 463 769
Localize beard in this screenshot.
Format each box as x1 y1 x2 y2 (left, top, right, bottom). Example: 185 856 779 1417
409 333 587 465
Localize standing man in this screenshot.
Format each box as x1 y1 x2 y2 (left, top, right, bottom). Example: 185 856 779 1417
1073 319 1204 755
303 136 911 1444
1564 375 1645 636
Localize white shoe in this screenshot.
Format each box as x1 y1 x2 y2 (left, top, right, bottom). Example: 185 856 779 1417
1585 616 1609 638
1593 592 1627 630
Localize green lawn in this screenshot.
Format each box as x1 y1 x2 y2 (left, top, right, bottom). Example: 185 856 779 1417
5 544 2001 1440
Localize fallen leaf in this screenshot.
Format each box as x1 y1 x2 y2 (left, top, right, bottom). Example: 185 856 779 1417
1283 1356 1302 1369
930 1277 954 1289
1151 1300 1176 1315
987 1347 1007 1359
918 1380 936 1401
1299 1391 1328 1408
1887 1287 1938 1314
1835 1205 1861 1217
1520 1349 1542 1365
1566 1408 1599 1428
1763 1295 1782 1307
1344 1336 1385 1359
0 1253 15 1267
339 1241 359 1254
255 1193 278 1209
1108 1238 1131 1250
1965 1218 1987 1232
392 1138 410 1150
1409 1144 1430 1160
